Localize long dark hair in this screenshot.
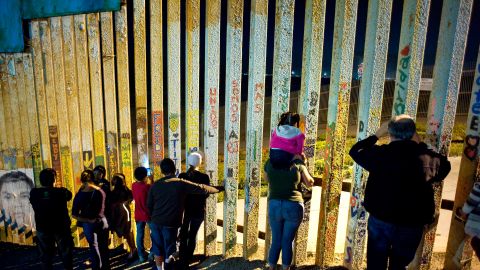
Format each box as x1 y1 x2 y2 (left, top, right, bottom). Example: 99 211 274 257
278 112 300 127
186 165 196 178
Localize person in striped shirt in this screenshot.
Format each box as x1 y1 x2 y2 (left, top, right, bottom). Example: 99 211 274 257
457 182 480 260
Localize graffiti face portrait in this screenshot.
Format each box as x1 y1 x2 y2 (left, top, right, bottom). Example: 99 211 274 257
0 171 35 228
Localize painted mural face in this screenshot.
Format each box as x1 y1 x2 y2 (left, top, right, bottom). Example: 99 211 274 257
0 171 35 228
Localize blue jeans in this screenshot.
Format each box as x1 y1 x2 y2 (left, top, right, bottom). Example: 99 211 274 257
150 222 178 270
268 199 304 268
367 215 423 270
82 222 110 270
136 221 154 260
179 215 203 265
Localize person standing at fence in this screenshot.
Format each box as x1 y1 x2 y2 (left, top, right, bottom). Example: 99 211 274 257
147 158 224 270
455 182 480 263
108 173 136 259
29 168 73 270
72 170 110 270
177 152 210 269
349 115 451 269
264 157 314 270
132 166 153 262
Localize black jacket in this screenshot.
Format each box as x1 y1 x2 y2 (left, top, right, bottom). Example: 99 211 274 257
30 187 72 232
147 176 220 227
178 170 210 219
349 135 451 226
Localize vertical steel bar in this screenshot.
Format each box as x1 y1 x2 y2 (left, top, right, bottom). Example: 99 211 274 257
23 54 43 187
115 4 134 185
293 0 326 264
87 13 106 167
74 15 95 172
243 0 268 259
444 44 480 270
315 0 358 267
204 0 221 256
100 12 120 179
185 0 200 158
223 0 243 258
0 55 15 170
344 1 392 269
150 0 165 179
413 0 473 268
134 0 148 169
14 56 32 170
0 56 7 170
391 0 431 118
30 21 51 169
51 16 75 194
167 0 182 175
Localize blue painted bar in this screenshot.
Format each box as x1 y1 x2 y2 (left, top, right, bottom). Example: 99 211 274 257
22 0 121 19
0 0 23 52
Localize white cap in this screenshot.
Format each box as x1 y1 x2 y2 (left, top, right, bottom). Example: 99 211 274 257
187 152 202 167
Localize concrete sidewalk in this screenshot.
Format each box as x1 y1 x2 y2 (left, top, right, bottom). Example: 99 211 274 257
197 157 462 254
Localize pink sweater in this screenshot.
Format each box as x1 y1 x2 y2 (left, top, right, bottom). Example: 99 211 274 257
270 125 305 155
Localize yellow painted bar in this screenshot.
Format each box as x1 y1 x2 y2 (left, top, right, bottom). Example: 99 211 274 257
0 57 7 170
134 0 149 168
23 54 43 185
0 55 12 170
6 55 25 169
87 13 106 167
74 15 95 171
115 4 134 185
39 20 62 176
185 0 200 158
14 55 32 170
30 21 52 169
167 0 182 174
100 12 120 178
150 0 164 179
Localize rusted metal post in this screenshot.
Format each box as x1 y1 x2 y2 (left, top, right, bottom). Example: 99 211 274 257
167 0 182 175
392 0 431 118
223 0 243 257
243 0 268 259
150 0 164 179
74 15 95 172
134 0 148 169
344 1 392 269
14 56 31 171
413 0 473 269
1 55 16 170
115 4 134 185
293 0 326 264
315 0 358 267
204 0 221 256
185 0 200 157
6 56 24 169
0 56 7 170
444 44 480 270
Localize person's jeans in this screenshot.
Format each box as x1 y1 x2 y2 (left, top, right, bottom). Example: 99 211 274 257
36 229 73 270
268 199 304 268
150 222 178 270
367 215 423 270
179 215 203 266
82 222 110 270
135 221 154 261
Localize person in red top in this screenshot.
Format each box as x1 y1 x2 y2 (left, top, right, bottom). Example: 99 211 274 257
132 167 152 262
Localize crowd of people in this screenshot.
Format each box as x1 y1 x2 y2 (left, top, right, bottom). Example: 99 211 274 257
25 112 480 270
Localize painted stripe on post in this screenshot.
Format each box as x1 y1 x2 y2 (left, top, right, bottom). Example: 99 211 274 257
316 0 358 267
150 0 164 179
223 0 243 258
23 54 43 182
185 0 200 158
30 21 51 169
115 4 133 185
61 16 83 189
74 15 95 172
167 0 182 175
7 56 24 169
87 13 106 167
344 1 392 269
294 0 326 264
14 55 32 170
243 0 268 259
414 0 473 269
392 0 431 118
204 0 221 256
134 0 148 169
100 12 120 179
444 44 480 270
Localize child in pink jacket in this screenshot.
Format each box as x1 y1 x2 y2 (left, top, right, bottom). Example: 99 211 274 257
269 112 305 169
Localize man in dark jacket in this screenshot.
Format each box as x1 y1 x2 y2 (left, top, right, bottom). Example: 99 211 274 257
147 158 224 270
349 115 451 270
30 168 73 270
